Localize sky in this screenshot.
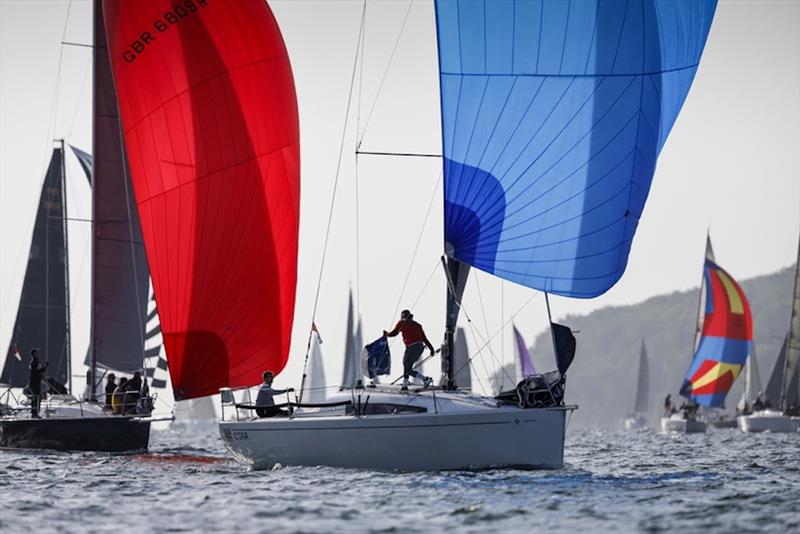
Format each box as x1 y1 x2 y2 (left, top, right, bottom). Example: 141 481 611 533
0 0 798 398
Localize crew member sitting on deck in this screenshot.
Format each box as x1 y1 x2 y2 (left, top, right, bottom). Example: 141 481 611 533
125 371 143 414
383 309 434 391
255 371 294 418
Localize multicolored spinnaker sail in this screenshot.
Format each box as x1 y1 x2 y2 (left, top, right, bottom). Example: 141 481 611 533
680 260 753 407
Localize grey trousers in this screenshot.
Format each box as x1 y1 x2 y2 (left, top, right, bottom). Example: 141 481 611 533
403 343 425 381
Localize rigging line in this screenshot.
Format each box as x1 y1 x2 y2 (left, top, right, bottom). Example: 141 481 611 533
356 150 441 158
388 169 443 327
300 2 367 403
67 59 92 137
356 0 414 149
453 291 539 383
355 0 366 319
471 273 498 391
118 124 148 379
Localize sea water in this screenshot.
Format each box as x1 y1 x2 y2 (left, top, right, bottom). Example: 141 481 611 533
0 424 797 533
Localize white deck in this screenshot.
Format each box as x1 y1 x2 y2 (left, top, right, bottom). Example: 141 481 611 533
219 386 576 471
737 410 799 433
660 413 707 433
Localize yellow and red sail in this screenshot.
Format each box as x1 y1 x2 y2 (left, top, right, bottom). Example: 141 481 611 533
680 260 753 407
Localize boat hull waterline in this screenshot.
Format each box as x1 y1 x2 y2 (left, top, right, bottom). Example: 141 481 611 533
221 403 573 470
660 415 707 433
0 416 151 452
737 410 799 433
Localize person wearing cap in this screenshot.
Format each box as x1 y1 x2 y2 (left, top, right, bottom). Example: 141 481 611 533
383 310 434 391
28 348 48 418
104 373 117 411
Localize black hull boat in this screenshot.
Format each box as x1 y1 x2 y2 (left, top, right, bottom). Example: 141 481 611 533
0 415 150 453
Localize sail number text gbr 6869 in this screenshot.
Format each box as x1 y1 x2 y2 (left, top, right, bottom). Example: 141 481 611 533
120 0 210 64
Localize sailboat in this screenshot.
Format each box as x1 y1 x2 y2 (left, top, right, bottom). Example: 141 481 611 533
738 240 800 432
624 341 650 430
214 0 716 470
662 237 752 433
0 0 175 451
341 290 363 389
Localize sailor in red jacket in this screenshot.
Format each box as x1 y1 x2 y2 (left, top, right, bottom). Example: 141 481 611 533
384 309 434 391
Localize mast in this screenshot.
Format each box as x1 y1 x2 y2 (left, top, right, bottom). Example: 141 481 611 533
442 255 469 390
58 138 72 394
88 0 98 399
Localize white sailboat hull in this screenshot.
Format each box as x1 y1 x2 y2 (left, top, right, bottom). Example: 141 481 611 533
219 389 574 471
660 414 707 433
737 410 799 433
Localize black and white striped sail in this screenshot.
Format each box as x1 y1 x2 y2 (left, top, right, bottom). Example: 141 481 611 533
2 149 69 387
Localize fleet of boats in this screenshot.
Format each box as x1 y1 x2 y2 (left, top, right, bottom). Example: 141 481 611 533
1 0 796 471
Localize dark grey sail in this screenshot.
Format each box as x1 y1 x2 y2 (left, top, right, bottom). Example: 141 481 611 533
764 336 788 408
633 341 650 414
88 0 150 374
2 149 70 387
453 327 471 391
782 241 800 410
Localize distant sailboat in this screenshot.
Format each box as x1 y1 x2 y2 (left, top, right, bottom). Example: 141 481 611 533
219 0 717 470
736 344 763 413
341 290 362 389
738 239 800 432
663 236 752 433
305 330 327 403
0 0 173 451
625 341 650 430
453 327 471 392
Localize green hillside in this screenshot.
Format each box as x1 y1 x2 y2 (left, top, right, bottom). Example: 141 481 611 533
530 264 796 429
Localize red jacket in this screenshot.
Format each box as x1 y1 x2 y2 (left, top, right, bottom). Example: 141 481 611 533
385 319 433 350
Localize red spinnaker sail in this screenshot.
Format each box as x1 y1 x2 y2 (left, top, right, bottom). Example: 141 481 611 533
103 0 299 400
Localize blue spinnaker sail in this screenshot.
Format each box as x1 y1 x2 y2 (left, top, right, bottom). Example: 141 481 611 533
435 0 716 297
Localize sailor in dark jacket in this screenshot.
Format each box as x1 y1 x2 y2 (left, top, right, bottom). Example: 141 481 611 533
28 349 48 418
104 373 117 411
